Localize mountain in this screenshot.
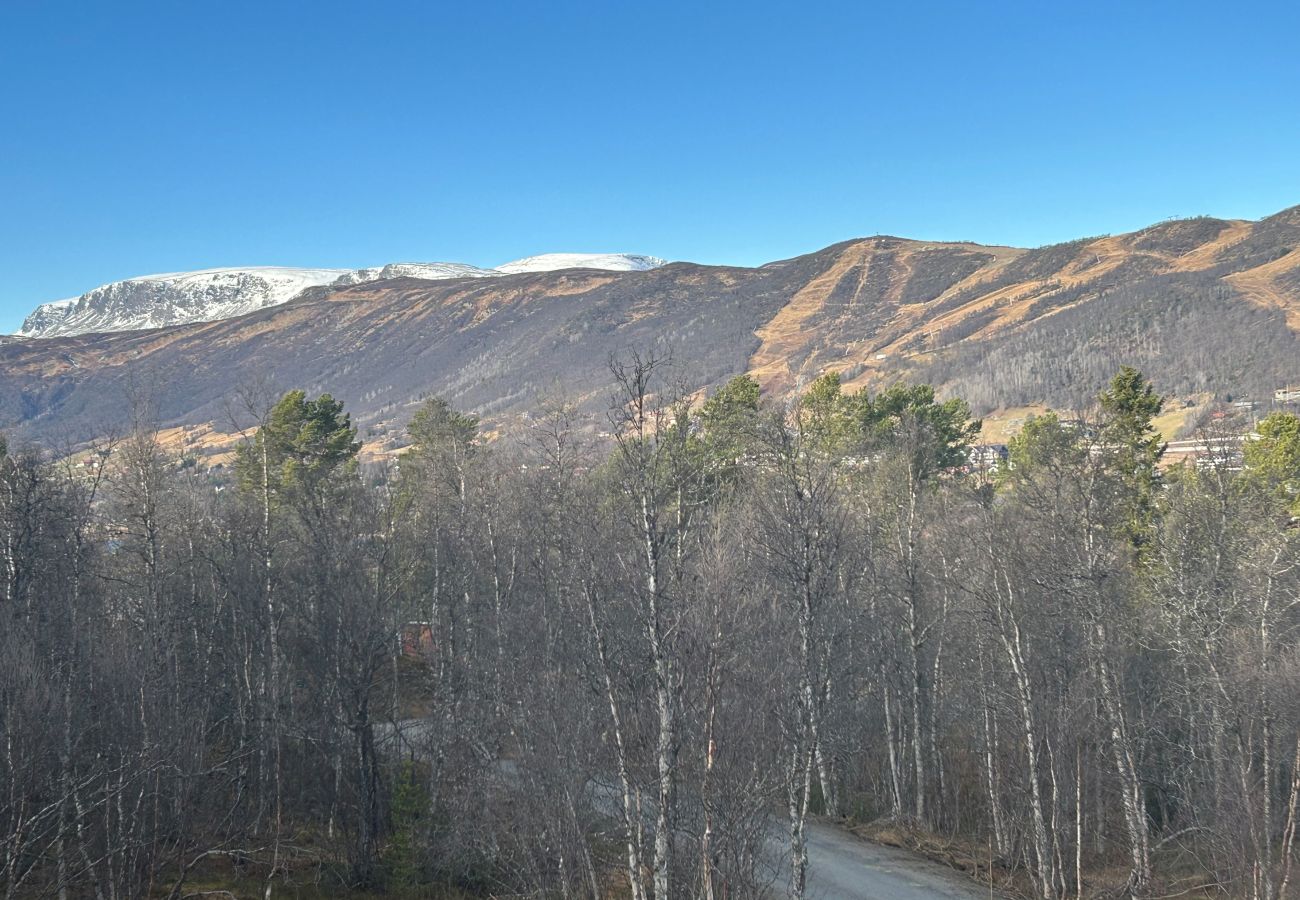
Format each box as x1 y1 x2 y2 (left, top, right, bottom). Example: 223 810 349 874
17 254 671 338
17 298 80 337
18 267 350 338
3 208 1299 452
495 253 668 274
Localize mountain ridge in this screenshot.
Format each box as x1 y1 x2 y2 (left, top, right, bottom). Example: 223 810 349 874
3 207 1299 451
16 253 670 338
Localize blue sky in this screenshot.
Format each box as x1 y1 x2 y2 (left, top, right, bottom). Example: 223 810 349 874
2 0 1298 331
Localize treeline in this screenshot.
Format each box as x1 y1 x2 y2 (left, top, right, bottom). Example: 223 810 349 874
2 360 1300 899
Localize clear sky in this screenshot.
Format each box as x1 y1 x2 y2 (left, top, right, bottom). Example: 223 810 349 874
2 0 1298 331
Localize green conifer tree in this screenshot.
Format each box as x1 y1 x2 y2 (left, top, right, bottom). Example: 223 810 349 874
1243 411 1300 514
1098 366 1164 551
235 390 360 503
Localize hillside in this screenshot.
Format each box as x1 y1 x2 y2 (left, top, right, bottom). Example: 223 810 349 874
3 207 1300 451
17 254 669 338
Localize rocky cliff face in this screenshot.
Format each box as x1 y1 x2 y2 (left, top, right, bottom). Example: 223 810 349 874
18 267 349 337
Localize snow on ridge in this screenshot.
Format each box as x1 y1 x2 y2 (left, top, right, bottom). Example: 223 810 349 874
335 254 666 285
494 253 667 274
129 266 350 283
15 297 80 338
16 253 668 338
16 267 349 338
334 262 499 286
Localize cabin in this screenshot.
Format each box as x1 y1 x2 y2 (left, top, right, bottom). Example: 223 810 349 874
967 443 1009 472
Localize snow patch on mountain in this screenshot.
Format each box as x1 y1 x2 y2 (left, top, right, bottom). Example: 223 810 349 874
333 262 499 286
495 253 667 274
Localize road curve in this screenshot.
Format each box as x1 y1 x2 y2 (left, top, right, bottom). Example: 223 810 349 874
379 721 992 898
798 821 994 900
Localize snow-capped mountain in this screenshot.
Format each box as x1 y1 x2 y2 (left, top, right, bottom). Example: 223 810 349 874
495 253 667 274
332 262 499 286
335 254 668 285
17 297 80 337
18 267 350 338
16 254 668 338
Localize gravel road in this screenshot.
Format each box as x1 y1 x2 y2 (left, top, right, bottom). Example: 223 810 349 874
797 820 994 899
380 720 995 898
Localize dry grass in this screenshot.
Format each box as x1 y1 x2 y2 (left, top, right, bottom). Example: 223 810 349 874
976 395 1207 448
845 819 1229 900
847 818 1027 897
152 827 483 900
978 405 1050 444
158 876 476 899
1152 395 1211 442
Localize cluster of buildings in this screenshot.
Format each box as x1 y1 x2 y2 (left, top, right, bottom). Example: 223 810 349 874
1161 435 1248 470
969 384 1300 475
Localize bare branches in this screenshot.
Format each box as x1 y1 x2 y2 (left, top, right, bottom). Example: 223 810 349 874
3 363 1299 899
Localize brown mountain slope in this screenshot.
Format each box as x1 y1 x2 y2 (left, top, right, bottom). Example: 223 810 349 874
4 206 1300 449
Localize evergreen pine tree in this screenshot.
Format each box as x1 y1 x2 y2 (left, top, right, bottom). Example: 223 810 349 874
1098 366 1164 551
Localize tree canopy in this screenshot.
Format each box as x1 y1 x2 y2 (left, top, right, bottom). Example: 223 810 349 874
1244 411 1300 514
407 395 480 457
236 390 360 500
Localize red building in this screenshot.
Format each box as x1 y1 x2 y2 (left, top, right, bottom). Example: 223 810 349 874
399 621 435 658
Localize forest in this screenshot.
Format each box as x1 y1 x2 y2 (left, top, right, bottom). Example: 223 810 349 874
908 272 1300 413
2 358 1299 900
